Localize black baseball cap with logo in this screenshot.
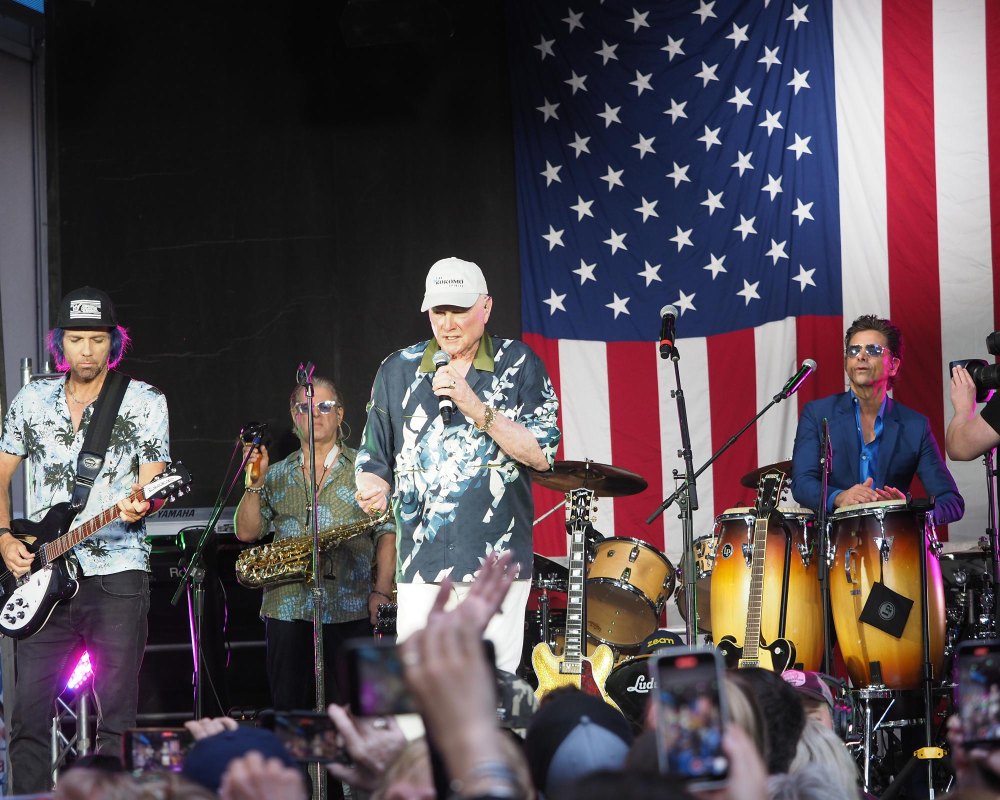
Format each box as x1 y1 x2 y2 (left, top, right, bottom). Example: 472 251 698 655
55 286 118 328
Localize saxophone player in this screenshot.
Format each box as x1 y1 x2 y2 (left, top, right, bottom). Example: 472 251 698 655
235 376 396 711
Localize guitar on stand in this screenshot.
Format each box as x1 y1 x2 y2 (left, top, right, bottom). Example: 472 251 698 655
532 487 618 708
718 469 797 672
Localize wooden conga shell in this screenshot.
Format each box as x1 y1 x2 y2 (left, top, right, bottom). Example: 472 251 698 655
710 507 824 671
829 500 944 690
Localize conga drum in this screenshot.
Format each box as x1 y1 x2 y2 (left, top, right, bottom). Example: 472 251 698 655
710 507 824 671
829 500 944 690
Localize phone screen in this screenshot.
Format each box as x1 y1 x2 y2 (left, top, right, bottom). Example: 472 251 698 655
651 648 728 787
958 640 1000 747
345 639 417 717
265 712 348 763
122 728 194 777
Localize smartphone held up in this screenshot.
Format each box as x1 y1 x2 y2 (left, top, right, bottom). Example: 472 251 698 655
651 647 729 789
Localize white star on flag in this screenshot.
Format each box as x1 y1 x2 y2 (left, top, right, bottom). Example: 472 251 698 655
737 279 761 305
634 197 659 222
604 229 628 254
661 35 684 60
565 72 588 95
630 70 654 95
675 289 697 314
698 125 722 151
534 36 555 59
536 99 559 122
664 98 688 124
693 0 717 25
598 103 622 127
595 40 619 65
792 198 814 225
562 9 584 33
606 293 630 317
627 8 650 32
758 45 781 71
543 289 567 314
695 62 720 87
793 265 817 291
573 260 596 284
670 226 694 251
540 161 562 186
601 166 624 191
786 4 809 29
701 189 725 215
761 173 783 201
788 68 811 94
570 195 594 221
733 215 757 240
726 23 749 48
703 253 727 279
759 109 783 136
728 86 753 113
765 239 789 265
542 225 565 250
632 134 656 159
638 261 662 285
667 162 691 187
568 133 591 158
732 151 754 176
787 133 813 160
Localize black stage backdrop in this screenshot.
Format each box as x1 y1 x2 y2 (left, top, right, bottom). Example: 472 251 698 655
46 0 521 503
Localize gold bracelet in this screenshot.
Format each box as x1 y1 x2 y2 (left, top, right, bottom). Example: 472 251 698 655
475 405 497 432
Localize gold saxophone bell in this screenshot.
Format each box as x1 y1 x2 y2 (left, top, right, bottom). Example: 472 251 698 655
235 510 391 589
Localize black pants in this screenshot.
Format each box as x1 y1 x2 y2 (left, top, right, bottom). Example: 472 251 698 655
10 570 149 793
264 617 372 710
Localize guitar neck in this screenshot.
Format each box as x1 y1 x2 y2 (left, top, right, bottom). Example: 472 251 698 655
43 488 144 563
563 523 587 663
741 517 769 664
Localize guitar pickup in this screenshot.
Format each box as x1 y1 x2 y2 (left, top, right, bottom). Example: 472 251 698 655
559 662 583 675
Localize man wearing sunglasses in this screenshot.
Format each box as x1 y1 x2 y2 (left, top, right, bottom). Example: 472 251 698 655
791 314 963 525
235 377 396 714
355 257 561 673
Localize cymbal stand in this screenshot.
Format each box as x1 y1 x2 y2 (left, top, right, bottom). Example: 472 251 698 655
984 448 999 625
533 499 566 526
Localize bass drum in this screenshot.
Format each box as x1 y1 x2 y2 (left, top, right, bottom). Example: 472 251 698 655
710 507 824 671
675 534 716 633
830 500 944 690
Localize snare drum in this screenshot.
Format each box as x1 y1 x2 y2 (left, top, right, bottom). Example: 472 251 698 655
675 534 717 633
711 507 824 671
830 500 944 690
586 537 676 647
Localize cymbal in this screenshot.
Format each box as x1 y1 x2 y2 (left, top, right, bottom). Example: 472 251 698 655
740 459 793 489
533 460 648 497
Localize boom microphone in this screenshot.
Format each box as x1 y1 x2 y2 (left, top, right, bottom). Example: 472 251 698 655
432 350 455 424
776 359 817 401
659 305 678 359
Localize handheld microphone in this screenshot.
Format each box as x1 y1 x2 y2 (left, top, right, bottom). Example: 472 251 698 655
432 350 455 424
240 421 268 483
659 305 678 359
776 359 817 401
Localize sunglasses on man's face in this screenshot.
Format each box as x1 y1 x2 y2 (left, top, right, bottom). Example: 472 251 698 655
292 400 341 415
846 343 889 359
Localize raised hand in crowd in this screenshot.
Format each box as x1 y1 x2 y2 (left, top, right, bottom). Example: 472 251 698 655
184 715 240 741
218 751 308 800
325 703 407 791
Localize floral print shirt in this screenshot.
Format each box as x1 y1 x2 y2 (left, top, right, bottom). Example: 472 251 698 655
357 335 560 583
0 374 170 576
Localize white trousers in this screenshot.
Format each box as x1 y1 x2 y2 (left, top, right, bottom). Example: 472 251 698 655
395 579 532 673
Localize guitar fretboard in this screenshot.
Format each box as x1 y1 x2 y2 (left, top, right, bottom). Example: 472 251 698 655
742 517 769 665
563 489 593 667
41 488 144 565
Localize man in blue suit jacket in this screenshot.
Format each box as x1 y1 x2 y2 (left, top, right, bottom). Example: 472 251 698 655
791 314 963 526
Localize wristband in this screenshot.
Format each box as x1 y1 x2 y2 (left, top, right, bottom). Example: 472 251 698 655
245 486 264 495
0 527 10 536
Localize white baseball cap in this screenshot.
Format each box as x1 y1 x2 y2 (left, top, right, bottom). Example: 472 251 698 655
420 257 489 311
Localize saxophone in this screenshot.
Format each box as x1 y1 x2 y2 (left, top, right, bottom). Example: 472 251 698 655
235 510 391 589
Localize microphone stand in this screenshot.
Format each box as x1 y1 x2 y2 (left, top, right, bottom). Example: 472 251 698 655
648 384 799 643
816 419 833 674
297 362 327 800
985 448 999 626
170 428 262 718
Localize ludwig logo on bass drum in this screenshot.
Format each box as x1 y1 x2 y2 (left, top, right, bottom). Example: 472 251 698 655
626 673 657 693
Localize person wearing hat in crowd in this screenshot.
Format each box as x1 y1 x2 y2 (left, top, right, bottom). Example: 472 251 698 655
355 257 561 672
780 669 836 731
0 286 170 793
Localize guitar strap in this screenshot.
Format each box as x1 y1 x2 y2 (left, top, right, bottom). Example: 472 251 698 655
70 370 131 513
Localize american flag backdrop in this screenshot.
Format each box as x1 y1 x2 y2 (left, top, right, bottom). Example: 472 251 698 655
506 0 1000 586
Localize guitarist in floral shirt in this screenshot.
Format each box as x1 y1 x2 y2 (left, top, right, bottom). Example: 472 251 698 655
0 287 169 793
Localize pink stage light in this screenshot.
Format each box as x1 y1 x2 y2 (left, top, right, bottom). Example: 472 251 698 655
66 651 94 691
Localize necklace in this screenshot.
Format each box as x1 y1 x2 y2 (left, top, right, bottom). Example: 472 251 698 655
65 382 100 406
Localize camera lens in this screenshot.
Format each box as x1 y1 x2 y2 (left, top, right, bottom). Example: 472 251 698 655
968 361 1000 392
987 331 1000 356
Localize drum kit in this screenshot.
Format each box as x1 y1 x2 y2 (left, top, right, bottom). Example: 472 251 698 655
525 457 1000 794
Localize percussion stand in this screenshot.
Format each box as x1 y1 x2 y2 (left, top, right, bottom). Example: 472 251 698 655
648 344 700 642
817 418 833 674
984 448 1000 625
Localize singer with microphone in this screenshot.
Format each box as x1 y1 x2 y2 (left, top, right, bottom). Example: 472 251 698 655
355 257 561 673
790 314 963 526
234 376 396 713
